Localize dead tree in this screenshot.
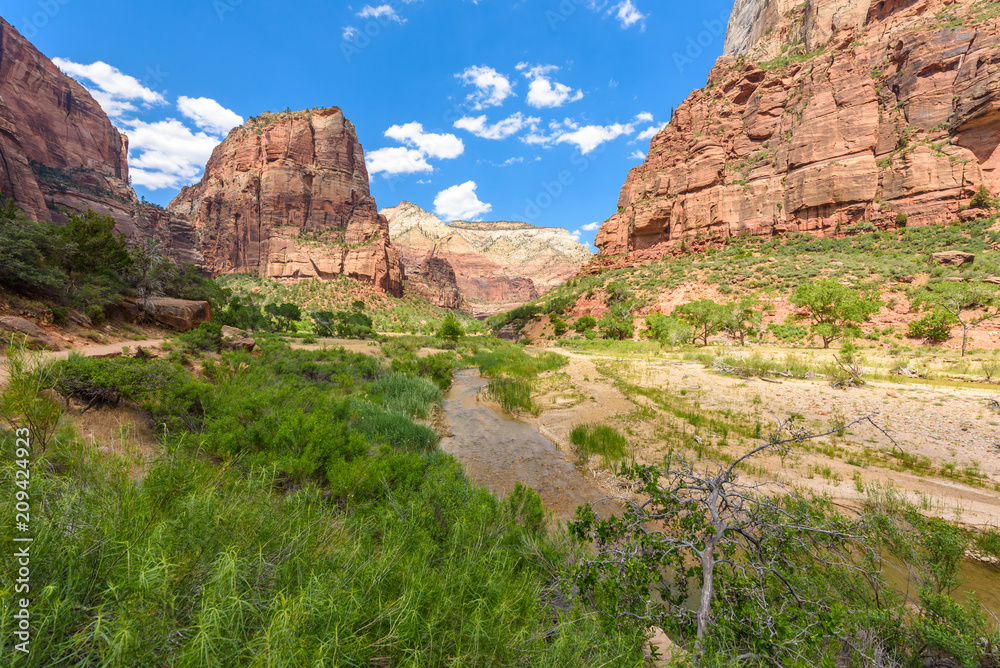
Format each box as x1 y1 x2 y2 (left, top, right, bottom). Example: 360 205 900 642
569 414 894 663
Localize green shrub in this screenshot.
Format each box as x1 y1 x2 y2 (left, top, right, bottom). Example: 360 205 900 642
908 309 957 342
471 347 567 379
574 315 598 333
599 312 635 340
351 401 439 453
970 185 996 210
52 354 186 408
176 321 223 353
645 313 692 346
438 313 465 343
366 373 441 420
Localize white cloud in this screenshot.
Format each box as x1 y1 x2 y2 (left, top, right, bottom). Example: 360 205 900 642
585 0 648 30
52 58 164 118
628 150 647 160
342 25 360 40
525 119 635 154
357 4 404 23
453 112 540 140
635 125 665 142
177 96 243 136
456 65 515 110
366 147 433 175
384 122 464 159
614 0 647 28
434 181 492 221
122 118 222 190
517 64 584 109
634 112 654 124
581 221 602 232
498 157 525 167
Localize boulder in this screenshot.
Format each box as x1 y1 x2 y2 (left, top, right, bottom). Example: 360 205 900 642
0 316 60 351
931 251 975 266
221 325 246 339
122 299 212 332
223 337 257 352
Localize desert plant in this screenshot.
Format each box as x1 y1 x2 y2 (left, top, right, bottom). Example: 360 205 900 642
789 278 883 348
911 281 1000 356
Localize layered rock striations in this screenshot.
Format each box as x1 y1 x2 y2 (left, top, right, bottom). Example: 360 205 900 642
167 109 403 295
598 0 1000 257
383 202 592 316
0 18 203 267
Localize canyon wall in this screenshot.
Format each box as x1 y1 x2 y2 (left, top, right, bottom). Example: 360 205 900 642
598 0 1000 257
383 202 592 317
168 109 403 296
0 18 203 267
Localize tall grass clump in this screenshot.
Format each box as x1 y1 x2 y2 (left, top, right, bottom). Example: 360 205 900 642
365 372 442 420
485 377 536 414
570 423 631 467
471 346 567 379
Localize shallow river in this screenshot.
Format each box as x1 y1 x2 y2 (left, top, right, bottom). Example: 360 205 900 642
440 369 1000 625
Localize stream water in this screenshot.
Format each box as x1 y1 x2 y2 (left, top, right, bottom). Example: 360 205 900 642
440 369 609 519
440 369 1000 625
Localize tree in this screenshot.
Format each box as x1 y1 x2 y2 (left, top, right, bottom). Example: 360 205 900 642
644 313 692 346
124 238 174 310
550 315 568 337
911 280 1000 357
789 279 882 348
720 295 769 346
598 311 634 340
57 209 131 276
569 415 890 660
264 302 302 332
674 299 726 346
438 313 465 344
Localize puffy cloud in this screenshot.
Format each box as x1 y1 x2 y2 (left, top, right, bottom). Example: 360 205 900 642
628 149 647 160
122 118 222 189
434 181 492 221
453 112 540 140
384 122 464 159
366 147 433 175
342 26 360 40
581 221 602 232
517 64 584 109
456 65 515 110
177 96 243 136
52 58 164 118
357 4 404 23
634 125 665 142
527 119 635 154
614 0 647 28
634 111 654 124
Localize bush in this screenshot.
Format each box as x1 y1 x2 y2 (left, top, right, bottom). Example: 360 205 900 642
970 185 996 210
438 313 465 344
599 313 634 340
551 316 568 337
908 309 956 342
896 212 908 226
574 315 598 333
176 321 223 353
52 355 187 408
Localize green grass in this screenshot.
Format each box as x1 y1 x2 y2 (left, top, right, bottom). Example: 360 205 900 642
1 338 647 666
570 423 631 467
470 346 568 379
485 377 536 414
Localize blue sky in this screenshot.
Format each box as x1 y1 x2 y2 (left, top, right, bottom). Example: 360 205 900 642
6 0 734 249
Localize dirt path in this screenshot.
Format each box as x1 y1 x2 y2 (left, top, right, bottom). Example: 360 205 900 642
0 339 167 384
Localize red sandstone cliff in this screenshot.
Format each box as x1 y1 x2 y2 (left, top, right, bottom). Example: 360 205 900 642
597 0 1000 257
168 109 403 296
0 17 204 267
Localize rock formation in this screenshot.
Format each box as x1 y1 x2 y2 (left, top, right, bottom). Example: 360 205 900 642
383 202 592 317
598 0 1000 257
168 109 403 296
0 18 204 267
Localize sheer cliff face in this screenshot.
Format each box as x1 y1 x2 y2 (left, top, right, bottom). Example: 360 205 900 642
0 18 204 268
599 0 1000 256
383 202 593 317
168 109 404 296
